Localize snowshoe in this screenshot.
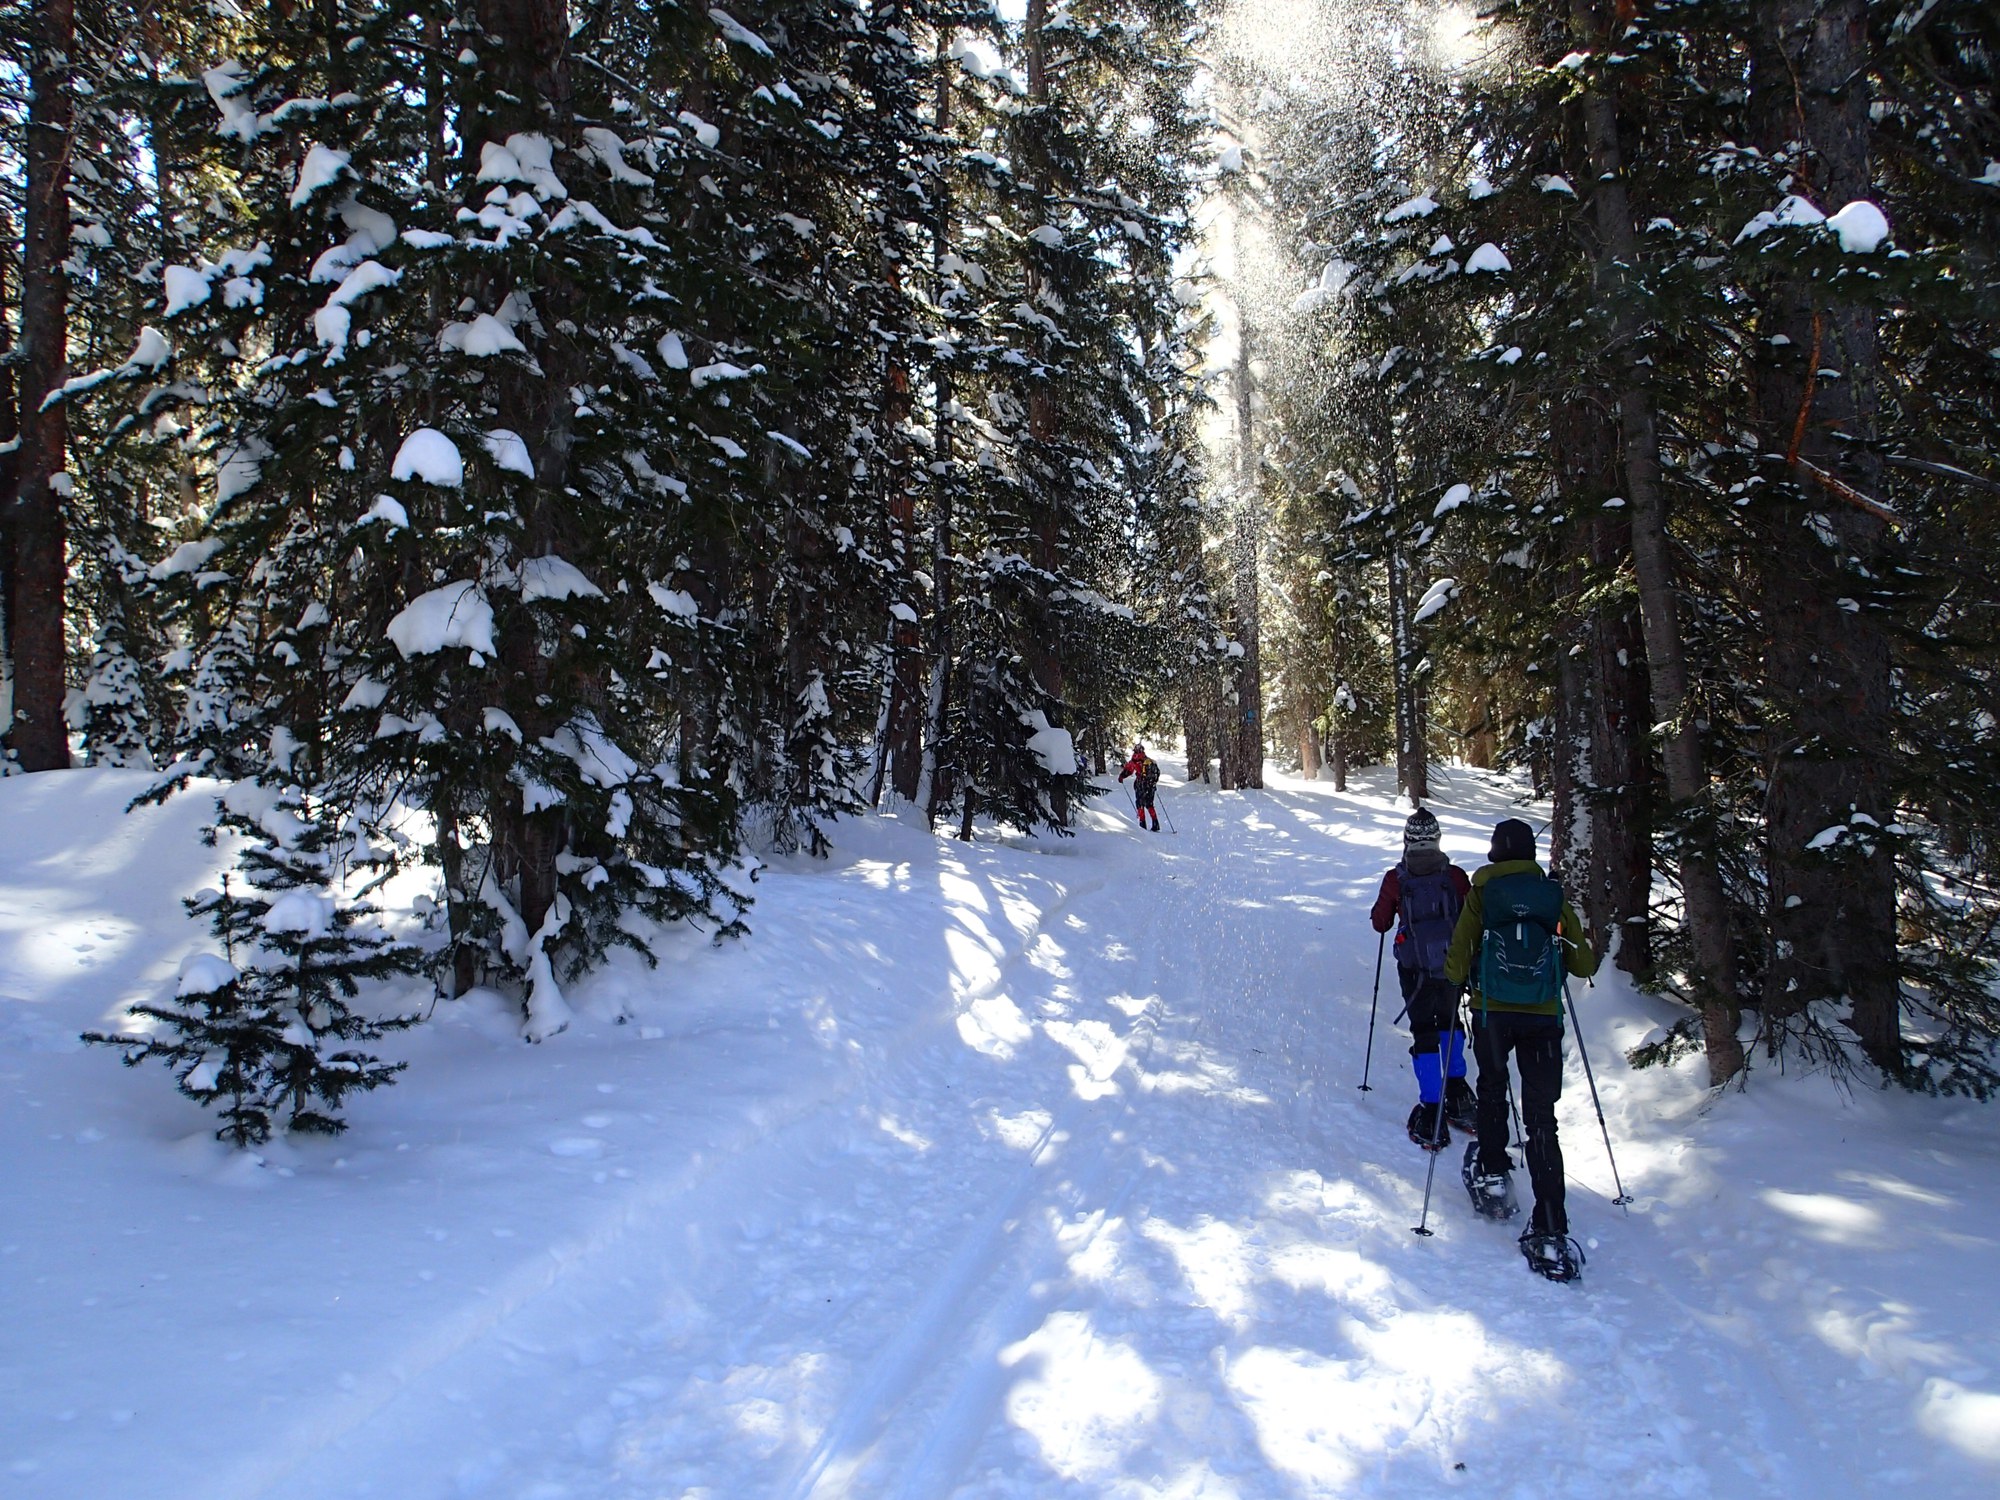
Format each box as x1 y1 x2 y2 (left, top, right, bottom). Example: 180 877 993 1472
1406 1101 1450 1152
1444 1076 1478 1133
1519 1230 1585 1283
1461 1142 1520 1221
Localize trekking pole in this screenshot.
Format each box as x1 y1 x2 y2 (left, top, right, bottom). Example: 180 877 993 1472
1358 932 1385 1091
1157 789 1177 835
1562 976 1632 1209
1412 1026 1452 1237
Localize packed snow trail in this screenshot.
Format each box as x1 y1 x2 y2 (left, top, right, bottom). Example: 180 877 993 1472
5 765 2000 1497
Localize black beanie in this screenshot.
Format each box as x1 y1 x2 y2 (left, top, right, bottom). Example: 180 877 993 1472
1403 807 1441 853
1489 817 1536 864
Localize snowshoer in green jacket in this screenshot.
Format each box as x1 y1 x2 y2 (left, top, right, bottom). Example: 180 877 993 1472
1444 817 1600 1281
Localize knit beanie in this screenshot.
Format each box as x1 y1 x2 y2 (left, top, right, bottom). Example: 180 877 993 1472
1403 807 1441 854
1489 817 1536 864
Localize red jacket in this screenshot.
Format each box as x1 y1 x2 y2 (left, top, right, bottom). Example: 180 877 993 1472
1371 863 1471 933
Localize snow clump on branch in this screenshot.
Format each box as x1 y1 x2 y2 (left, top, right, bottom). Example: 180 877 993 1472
391 429 464 487
386 582 496 662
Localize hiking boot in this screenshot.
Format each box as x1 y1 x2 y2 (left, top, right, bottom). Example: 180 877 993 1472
1462 1143 1520 1220
1406 1101 1450 1152
1444 1076 1477 1132
1519 1230 1585 1283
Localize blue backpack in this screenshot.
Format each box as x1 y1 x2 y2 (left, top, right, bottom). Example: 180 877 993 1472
1397 864 1463 979
1477 869 1564 1008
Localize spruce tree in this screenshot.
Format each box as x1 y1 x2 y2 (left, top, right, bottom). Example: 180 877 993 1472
88 775 420 1146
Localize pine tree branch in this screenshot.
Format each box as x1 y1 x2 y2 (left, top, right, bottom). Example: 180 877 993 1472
1788 453 1901 525
1882 454 2000 497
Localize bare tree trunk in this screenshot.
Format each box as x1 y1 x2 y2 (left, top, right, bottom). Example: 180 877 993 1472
424 9 447 188
1300 721 1322 780
1020 0 1068 823
1590 509 1654 976
1748 0 1898 1069
856 0 924 811
1571 0 1741 1082
919 36 956 827
1182 685 1210 785
1550 626 1597 927
0 211 18 740
1329 721 1347 792
1229 349 1264 790
1552 386 1654 974
1386 537 1427 804
874 343 925 806
475 0 578 954
1215 690 1237 790
4 0 75 771
1372 381 1425 806
1464 688 1495 769
1548 394 1606 928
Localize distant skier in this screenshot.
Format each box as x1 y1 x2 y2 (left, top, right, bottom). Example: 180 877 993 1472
1118 743 1161 831
1369 807 1472 1152
1444 816 1600 1282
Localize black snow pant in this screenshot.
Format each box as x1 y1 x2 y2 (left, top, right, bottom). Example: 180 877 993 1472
1472 1009 1568 1235
1400 969 1460 1057
1134 784 1158 828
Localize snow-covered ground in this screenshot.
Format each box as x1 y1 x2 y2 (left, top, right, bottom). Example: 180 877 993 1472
5 760 2000 1498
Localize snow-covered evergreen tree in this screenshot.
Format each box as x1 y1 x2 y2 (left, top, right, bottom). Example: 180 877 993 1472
88 771 420 1145
1236 0 2000 1090
122 2 765 1040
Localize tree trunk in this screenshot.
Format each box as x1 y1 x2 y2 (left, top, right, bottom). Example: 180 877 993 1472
1550 622 1597 932
1571 0 1742 1082
1748 0 1899 1069
1230 543 1263 789
1300 721 1322 780
919 35 956 827
1464 688 1495 769
475 0 577 953
1022 0 1068 824
424 8 447 189
874 340 925 806
0 211 18 742
4 0 75 771
1228 349 1264 789
1386 537 1427 804
1547 393 1606 931
1551 386 1654 974
1182 685 1210 785
1589 508 1654 976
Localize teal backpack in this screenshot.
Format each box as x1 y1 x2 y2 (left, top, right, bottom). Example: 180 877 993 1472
1477 869 1564 1009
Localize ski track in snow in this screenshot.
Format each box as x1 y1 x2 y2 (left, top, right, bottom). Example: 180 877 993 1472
5 764 2000 1497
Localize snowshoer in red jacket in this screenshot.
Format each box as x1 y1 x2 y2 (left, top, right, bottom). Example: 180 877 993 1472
1118 744 1162 831
1370 807 1472 1150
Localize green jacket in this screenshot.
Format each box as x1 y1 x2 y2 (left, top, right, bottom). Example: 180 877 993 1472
1443 859 1599 1016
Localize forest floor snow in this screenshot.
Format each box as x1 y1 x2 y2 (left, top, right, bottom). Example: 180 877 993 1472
4 760 1999 1498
